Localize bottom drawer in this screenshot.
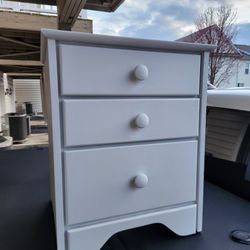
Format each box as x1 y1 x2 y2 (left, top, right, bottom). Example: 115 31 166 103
64 140 198 225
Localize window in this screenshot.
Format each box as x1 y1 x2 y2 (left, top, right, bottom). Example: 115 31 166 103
245 63 250 75
238 83 245 87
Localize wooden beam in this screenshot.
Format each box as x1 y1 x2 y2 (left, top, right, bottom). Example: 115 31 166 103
6 73 42 79
7 73 41 76
0 11 92 32
0 35 39 49
0 59 43 66
0 51 40 59
57 0 87 30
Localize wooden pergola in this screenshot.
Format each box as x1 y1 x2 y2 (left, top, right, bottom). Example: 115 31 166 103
0 0 124 77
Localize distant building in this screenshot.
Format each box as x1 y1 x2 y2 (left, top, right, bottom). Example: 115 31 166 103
234 44 250 88
177 26 250 88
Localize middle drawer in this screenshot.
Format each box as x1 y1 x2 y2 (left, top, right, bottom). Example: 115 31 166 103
62 98 200 147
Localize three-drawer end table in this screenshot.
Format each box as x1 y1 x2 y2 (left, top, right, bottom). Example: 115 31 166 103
41 29 214 250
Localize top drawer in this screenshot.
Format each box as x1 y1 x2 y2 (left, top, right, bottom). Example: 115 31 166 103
58 44 201 96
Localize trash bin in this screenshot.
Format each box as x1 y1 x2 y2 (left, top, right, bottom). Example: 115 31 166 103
16 103 26 114
8 113 28 143
24 102 33 115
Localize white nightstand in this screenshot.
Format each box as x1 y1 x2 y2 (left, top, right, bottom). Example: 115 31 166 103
41 29 214 250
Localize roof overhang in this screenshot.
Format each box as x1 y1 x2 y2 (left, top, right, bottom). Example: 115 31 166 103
83 0 125 12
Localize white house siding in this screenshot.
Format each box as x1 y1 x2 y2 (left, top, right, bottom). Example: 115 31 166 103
217 59 250 89
4 74 16 114
0 73 4 132
206 108 250 161
237 60 250 87
0 73 16 132
14 79 42 113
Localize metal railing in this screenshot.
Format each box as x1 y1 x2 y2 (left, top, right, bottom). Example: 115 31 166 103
0 0 87 18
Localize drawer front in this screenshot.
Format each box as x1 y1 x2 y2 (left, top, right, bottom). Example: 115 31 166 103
62 98 200 147
59 44 200 96
66 205 197 250
64 141 198 225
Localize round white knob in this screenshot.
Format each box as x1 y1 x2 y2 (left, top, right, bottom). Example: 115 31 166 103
134 64 149 81
135 113 150 128
134 174 148 188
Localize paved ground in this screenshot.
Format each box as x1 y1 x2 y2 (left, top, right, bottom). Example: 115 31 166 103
0 147 250 250
10 133 48 150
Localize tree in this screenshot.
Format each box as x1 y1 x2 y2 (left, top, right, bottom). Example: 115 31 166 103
195 5 240 87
